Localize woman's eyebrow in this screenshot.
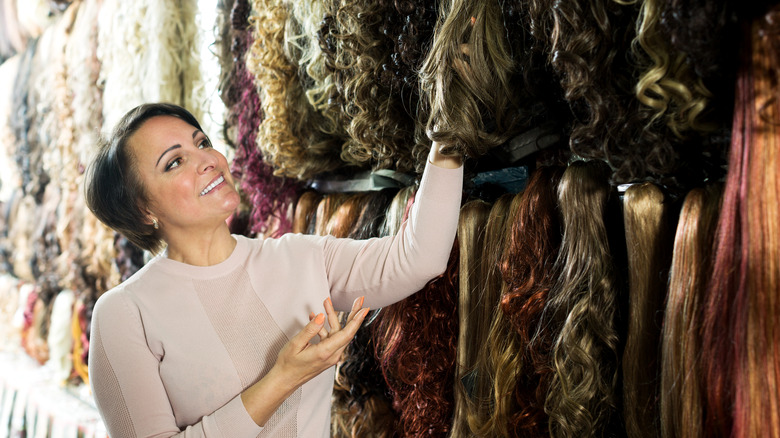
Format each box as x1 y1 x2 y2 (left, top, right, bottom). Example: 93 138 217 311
156 144 181 167
155 130 202 166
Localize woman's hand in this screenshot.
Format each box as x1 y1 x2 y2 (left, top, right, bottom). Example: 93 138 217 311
274 296 369 389
429 141 463 169
241 296 369 426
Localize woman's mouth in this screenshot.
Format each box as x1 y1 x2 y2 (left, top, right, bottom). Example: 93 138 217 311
200 175 225 196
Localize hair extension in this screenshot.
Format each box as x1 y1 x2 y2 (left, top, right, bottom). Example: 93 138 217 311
614 0 714 137
476 166 564 437
544 160 622 438
10 36 38 199
450 198 490 438
419 0 525 160
292 191 321 234
324 192 370 238
702 9 780 437
0 53 22 203
331 189 397 438
621 182 674 438
1 0 28 62
548 0 687 185
47 288 74 384
248 0 343 180
217 0 242 147
459 193 518 434
373 239 459 437
321 0 421 172
660 184 721 438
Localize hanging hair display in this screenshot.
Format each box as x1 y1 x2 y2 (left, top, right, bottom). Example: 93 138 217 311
544 160 623 438
660 184 721 438
621 182 674 438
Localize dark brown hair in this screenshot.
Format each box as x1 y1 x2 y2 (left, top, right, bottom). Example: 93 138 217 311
84 103 203 253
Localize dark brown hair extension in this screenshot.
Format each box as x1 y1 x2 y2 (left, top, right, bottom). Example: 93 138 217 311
331 189 397 438
481 166 564 437
660 184 721 438
548 0 686 185
419 0 525 160
451 198 491 438
544 160 622 438
292 191 321 234
621 182 674 438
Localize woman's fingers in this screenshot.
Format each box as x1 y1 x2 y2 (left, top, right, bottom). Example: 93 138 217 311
289 313 325 353
323 298 341 335
345 296 365 324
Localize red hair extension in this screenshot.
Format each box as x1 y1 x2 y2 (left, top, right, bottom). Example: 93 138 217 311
701 20 751 437
498 166 564 436
660 184 722 438
372 241 459 437
734 9 780 437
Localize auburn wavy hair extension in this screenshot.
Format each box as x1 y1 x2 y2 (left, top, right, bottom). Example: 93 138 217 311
419 0 525 160
478 166 564 438
660 184 722 438
371 185 458 437
621 182 674 438
451 199 491 438
543 160 622 438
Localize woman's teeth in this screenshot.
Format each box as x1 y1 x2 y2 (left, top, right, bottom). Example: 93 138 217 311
200 175 224 196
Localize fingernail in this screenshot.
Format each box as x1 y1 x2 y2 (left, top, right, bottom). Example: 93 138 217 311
314 313 325 324
361 308 370 318
353 296 364 308
325 297 332 307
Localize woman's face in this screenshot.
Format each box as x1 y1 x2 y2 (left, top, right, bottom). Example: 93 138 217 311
128 115 239 234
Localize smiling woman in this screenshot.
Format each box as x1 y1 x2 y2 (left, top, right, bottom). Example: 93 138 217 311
82 102 463 438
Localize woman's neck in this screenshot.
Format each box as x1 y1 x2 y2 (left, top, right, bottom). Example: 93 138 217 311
163 225 237 266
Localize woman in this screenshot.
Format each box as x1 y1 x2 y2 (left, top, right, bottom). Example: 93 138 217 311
84 103 463 437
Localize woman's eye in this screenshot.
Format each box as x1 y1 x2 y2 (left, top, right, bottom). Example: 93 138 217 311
198 138 212 149
165 158 181 171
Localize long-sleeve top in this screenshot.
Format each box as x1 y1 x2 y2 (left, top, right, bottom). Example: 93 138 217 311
88 160 463 438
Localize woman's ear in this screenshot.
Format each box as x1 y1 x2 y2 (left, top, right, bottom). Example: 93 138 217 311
143 209 159 230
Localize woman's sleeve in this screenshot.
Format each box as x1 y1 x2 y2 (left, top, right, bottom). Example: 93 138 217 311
324 159 463 311
88 291 263 438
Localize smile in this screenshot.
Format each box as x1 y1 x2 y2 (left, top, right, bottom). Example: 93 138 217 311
200 175 224 196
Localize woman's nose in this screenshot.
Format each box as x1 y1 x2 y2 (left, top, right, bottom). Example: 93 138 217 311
197 150 218 173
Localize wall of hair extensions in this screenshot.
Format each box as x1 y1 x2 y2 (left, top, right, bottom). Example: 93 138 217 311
0 0 779 436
